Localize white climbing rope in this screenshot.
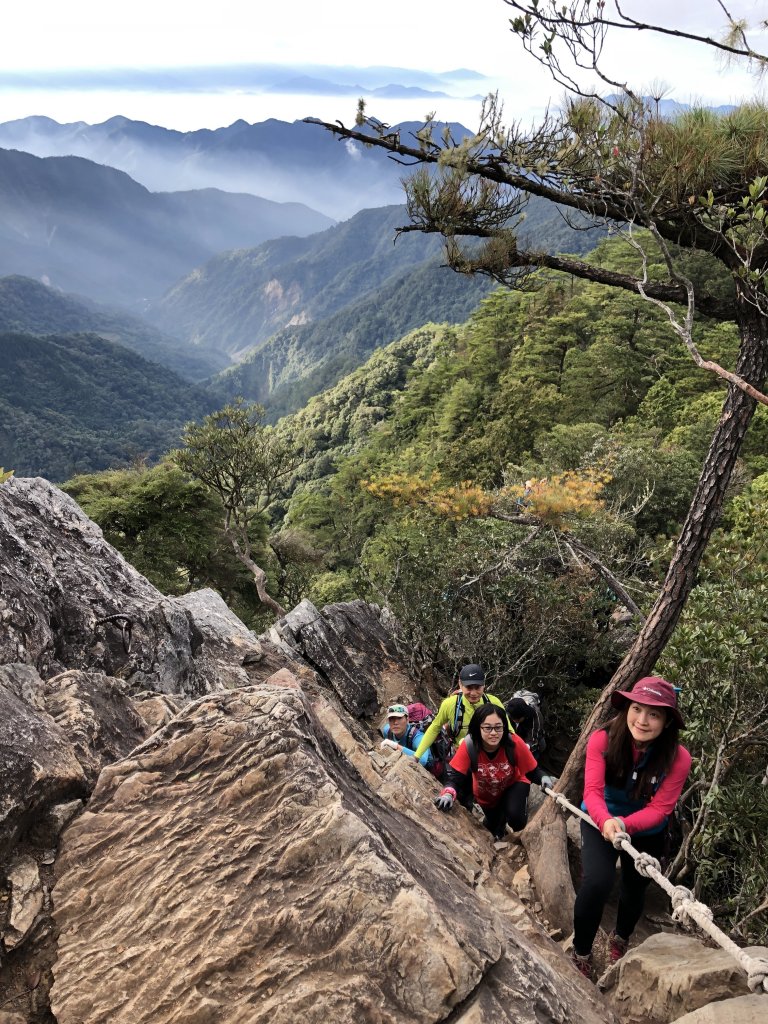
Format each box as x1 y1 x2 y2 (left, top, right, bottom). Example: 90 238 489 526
542 785 768 994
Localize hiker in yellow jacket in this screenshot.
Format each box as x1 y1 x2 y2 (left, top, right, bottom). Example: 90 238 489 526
411 664 510 763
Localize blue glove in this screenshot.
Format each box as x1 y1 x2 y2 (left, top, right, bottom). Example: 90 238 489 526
540 775 555 791
434 792 455 812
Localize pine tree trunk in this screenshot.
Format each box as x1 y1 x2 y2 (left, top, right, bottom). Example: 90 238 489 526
522 295 768 934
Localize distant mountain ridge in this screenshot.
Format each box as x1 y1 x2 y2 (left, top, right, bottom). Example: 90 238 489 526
147 205 449 360
0 148 333 306
0 62 486 98
0 115 467 220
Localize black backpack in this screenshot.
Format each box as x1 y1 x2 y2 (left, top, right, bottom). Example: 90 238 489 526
421 693 490 780
398 721 447 780
508 689 546 755
464 734 480 773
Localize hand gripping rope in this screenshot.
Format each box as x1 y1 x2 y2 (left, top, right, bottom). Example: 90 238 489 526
541 784 768 994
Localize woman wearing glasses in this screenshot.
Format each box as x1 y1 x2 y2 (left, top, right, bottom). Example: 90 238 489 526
434 703 553 839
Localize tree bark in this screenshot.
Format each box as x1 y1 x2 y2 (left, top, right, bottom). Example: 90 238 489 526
522 293 768 918
226 531 286 619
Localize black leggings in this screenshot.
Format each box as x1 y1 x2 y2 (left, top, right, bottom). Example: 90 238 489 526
573 820 665 955
481 782 531 838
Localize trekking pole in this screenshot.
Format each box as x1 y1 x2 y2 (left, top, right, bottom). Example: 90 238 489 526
542 785 768 994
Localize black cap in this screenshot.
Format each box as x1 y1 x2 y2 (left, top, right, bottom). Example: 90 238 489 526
459 664 485 684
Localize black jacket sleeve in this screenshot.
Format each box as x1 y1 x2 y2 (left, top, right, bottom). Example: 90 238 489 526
443 764 473 808
526 765 545 786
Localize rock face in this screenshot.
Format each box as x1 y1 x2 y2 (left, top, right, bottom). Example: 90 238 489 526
0 664 87 863
0 477 256 694
270 599 412 718
4 855 43 950
41 670 151 787
674 994 768 1023
51 682 612 1024
605 933 762 1023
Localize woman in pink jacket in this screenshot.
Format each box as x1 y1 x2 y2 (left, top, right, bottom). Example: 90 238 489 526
571 677 691 980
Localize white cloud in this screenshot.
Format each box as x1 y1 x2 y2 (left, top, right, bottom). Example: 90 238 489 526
344 139 362 161
1 1 766 129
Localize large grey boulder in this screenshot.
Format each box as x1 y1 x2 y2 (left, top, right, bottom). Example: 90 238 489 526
0 477 256 694
270 599 411 717
50 681 613 1024
605 933 762 1023
173 588 266 688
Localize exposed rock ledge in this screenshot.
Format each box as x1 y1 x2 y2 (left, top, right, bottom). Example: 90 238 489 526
50 682 610 1024
1 477 765 1024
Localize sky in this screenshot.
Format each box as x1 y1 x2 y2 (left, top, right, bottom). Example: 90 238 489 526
1 1 767 130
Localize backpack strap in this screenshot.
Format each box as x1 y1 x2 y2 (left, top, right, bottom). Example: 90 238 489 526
452 693 465 737
404 723 421 750
452 692 491 737
464 735 479 773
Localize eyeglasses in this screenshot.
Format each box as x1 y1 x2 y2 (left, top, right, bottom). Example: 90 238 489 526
480 724 504 733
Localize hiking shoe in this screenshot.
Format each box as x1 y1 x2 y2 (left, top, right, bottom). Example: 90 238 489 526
608 932 628 963
571 951 593 980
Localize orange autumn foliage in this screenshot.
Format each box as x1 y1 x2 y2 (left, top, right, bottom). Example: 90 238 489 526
362 470 611 529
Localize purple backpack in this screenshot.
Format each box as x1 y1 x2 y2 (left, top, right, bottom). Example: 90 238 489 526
406 702 435 727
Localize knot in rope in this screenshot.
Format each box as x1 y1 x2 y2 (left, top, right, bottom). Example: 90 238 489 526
632 851 662 878
669 884 696 921
611 829 630 850
745 956 768 993
689 901 714 924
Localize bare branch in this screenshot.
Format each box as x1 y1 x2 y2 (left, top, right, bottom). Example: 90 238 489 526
729 894 768 940
505 1 768 66
564 535 646 622
455 526 542 593
669 700 740 879
626 223 768 405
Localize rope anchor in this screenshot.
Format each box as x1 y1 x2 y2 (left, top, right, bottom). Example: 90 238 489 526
94 614 133 654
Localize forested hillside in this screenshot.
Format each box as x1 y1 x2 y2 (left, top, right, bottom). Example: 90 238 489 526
0 331 214 480
69 233 767 646
0 276 227 380
208 257 495 418
150 200 604 415
147 205 468 358
150 200 604 359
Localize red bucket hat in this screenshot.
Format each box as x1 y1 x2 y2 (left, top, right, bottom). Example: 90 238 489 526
610 676 685 728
